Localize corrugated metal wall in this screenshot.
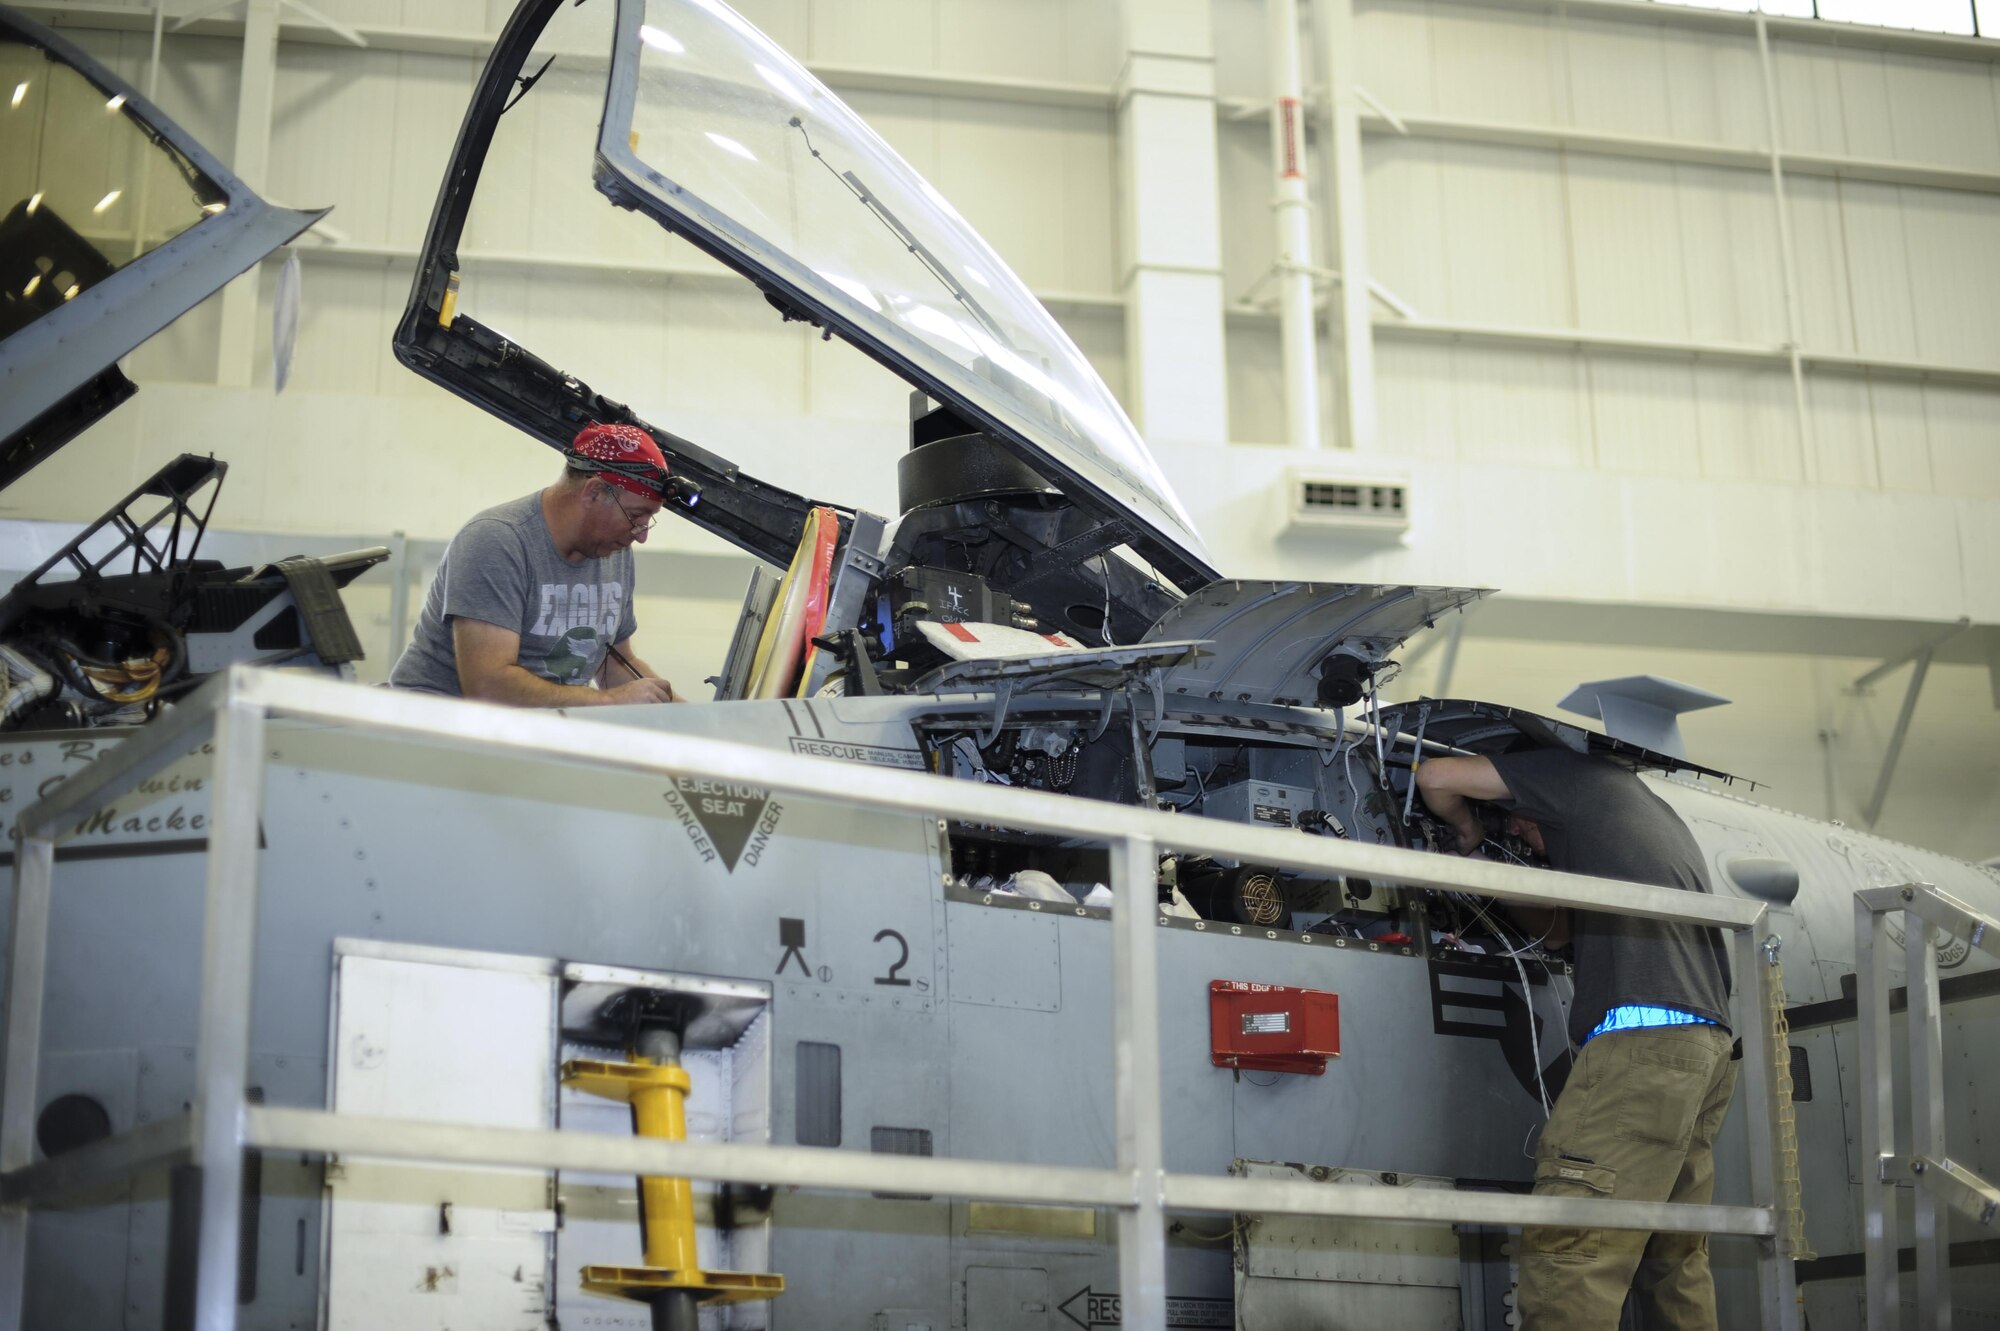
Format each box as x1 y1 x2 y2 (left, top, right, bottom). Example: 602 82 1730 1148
36 0 2000 521
1220 1 2000 511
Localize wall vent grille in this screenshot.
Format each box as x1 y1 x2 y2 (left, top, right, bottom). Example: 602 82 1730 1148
1283 470 1413 535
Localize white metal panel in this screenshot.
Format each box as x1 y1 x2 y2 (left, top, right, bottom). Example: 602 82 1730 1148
1957 500 2000 624
809 0 938 71
1866 379 1937 495
1434 142 1573 327
1616 474 1779 606
380 52 479 253
1566 156 1692 338
1882 50 2000 174
1136 268 1232 445
1800 488 1970 621
1211 0 1269 105
1218 118 1277 302
1924 383 2000 502
1585 355 1702 478
534 270 682 414
1564 16 1674 140
1831 47 1898 164
1690 364 1801 484
1806 373 1881 490
1225 320 1285 445
268 47 399 244
1353 0 1439 116
408 0 499 32
662 285 812 421
1121 33 1230 452
526 84 674 269
936 0 1120 86
327 951 557 1331
1836 182 1928 365
1123 92 1225 272
1784 176 1859 354
259 260 399 397
730 0 810 55
11 389 143 517
1443 460 1633 601
1446 344 1592 469
1772 39 1854 158
1427 1 1563 124
1362 138 1450 317
1660 25 1768 149
310 0 400 25
1374 342 1459 462
1901 189 2000 370
1672 163 1786 348
932 102 1118 298
467 69 603 258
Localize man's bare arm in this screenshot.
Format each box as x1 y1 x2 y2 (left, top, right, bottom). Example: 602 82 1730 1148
1415 755 1512 854
454 619 673 707
1416 756 1570 946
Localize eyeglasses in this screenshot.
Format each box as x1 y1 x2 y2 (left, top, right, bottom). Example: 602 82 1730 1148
611 491 660 534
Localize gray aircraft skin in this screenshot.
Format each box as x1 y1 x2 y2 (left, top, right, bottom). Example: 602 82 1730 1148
4 2 2000 1329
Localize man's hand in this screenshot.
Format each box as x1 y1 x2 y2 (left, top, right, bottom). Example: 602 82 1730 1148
453 618 675 707
1415 755 1513 856
599 676 676 705
595 636 680 703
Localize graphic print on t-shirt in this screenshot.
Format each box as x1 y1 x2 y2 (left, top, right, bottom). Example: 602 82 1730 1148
530 582 626 683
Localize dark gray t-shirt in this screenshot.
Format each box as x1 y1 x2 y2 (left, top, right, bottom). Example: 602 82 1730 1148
1488 748 1732 1045
389 492 638 696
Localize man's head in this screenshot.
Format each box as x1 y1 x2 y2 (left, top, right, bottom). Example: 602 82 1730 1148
1504 811 1546 857
563 423 667 556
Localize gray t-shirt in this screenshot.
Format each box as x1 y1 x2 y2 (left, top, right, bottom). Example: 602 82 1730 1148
389 492 638 696
1487 748 1733 1045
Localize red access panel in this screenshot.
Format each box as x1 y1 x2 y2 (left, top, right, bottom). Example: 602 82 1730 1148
1209 979 1340 1075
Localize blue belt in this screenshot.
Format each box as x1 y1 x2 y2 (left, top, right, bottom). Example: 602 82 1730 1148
1584 1004 1719 1043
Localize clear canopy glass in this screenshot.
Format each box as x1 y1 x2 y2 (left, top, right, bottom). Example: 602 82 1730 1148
605 0 1207 567
1 31 223 344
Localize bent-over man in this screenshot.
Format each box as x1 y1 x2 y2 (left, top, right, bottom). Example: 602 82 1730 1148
1417 747 1734 1331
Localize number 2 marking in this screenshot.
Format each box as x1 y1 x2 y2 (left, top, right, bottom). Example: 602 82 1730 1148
874 928 911 986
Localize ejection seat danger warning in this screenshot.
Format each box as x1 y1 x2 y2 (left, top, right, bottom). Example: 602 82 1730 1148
662 776 782 873
1058 1287 1231 1328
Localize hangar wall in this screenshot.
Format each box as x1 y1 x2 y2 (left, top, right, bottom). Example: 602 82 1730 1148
6 0 1997 860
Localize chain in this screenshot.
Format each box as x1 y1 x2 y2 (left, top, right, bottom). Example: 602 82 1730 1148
1765 949 1815 1260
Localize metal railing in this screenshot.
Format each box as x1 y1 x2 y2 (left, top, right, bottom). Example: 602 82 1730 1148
1854 883 2000 1329
2 666 1802 1330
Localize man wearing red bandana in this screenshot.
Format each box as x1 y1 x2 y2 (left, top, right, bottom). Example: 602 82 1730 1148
391 423 681 706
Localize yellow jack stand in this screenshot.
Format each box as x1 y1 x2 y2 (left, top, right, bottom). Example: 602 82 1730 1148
561 1031 783 1331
